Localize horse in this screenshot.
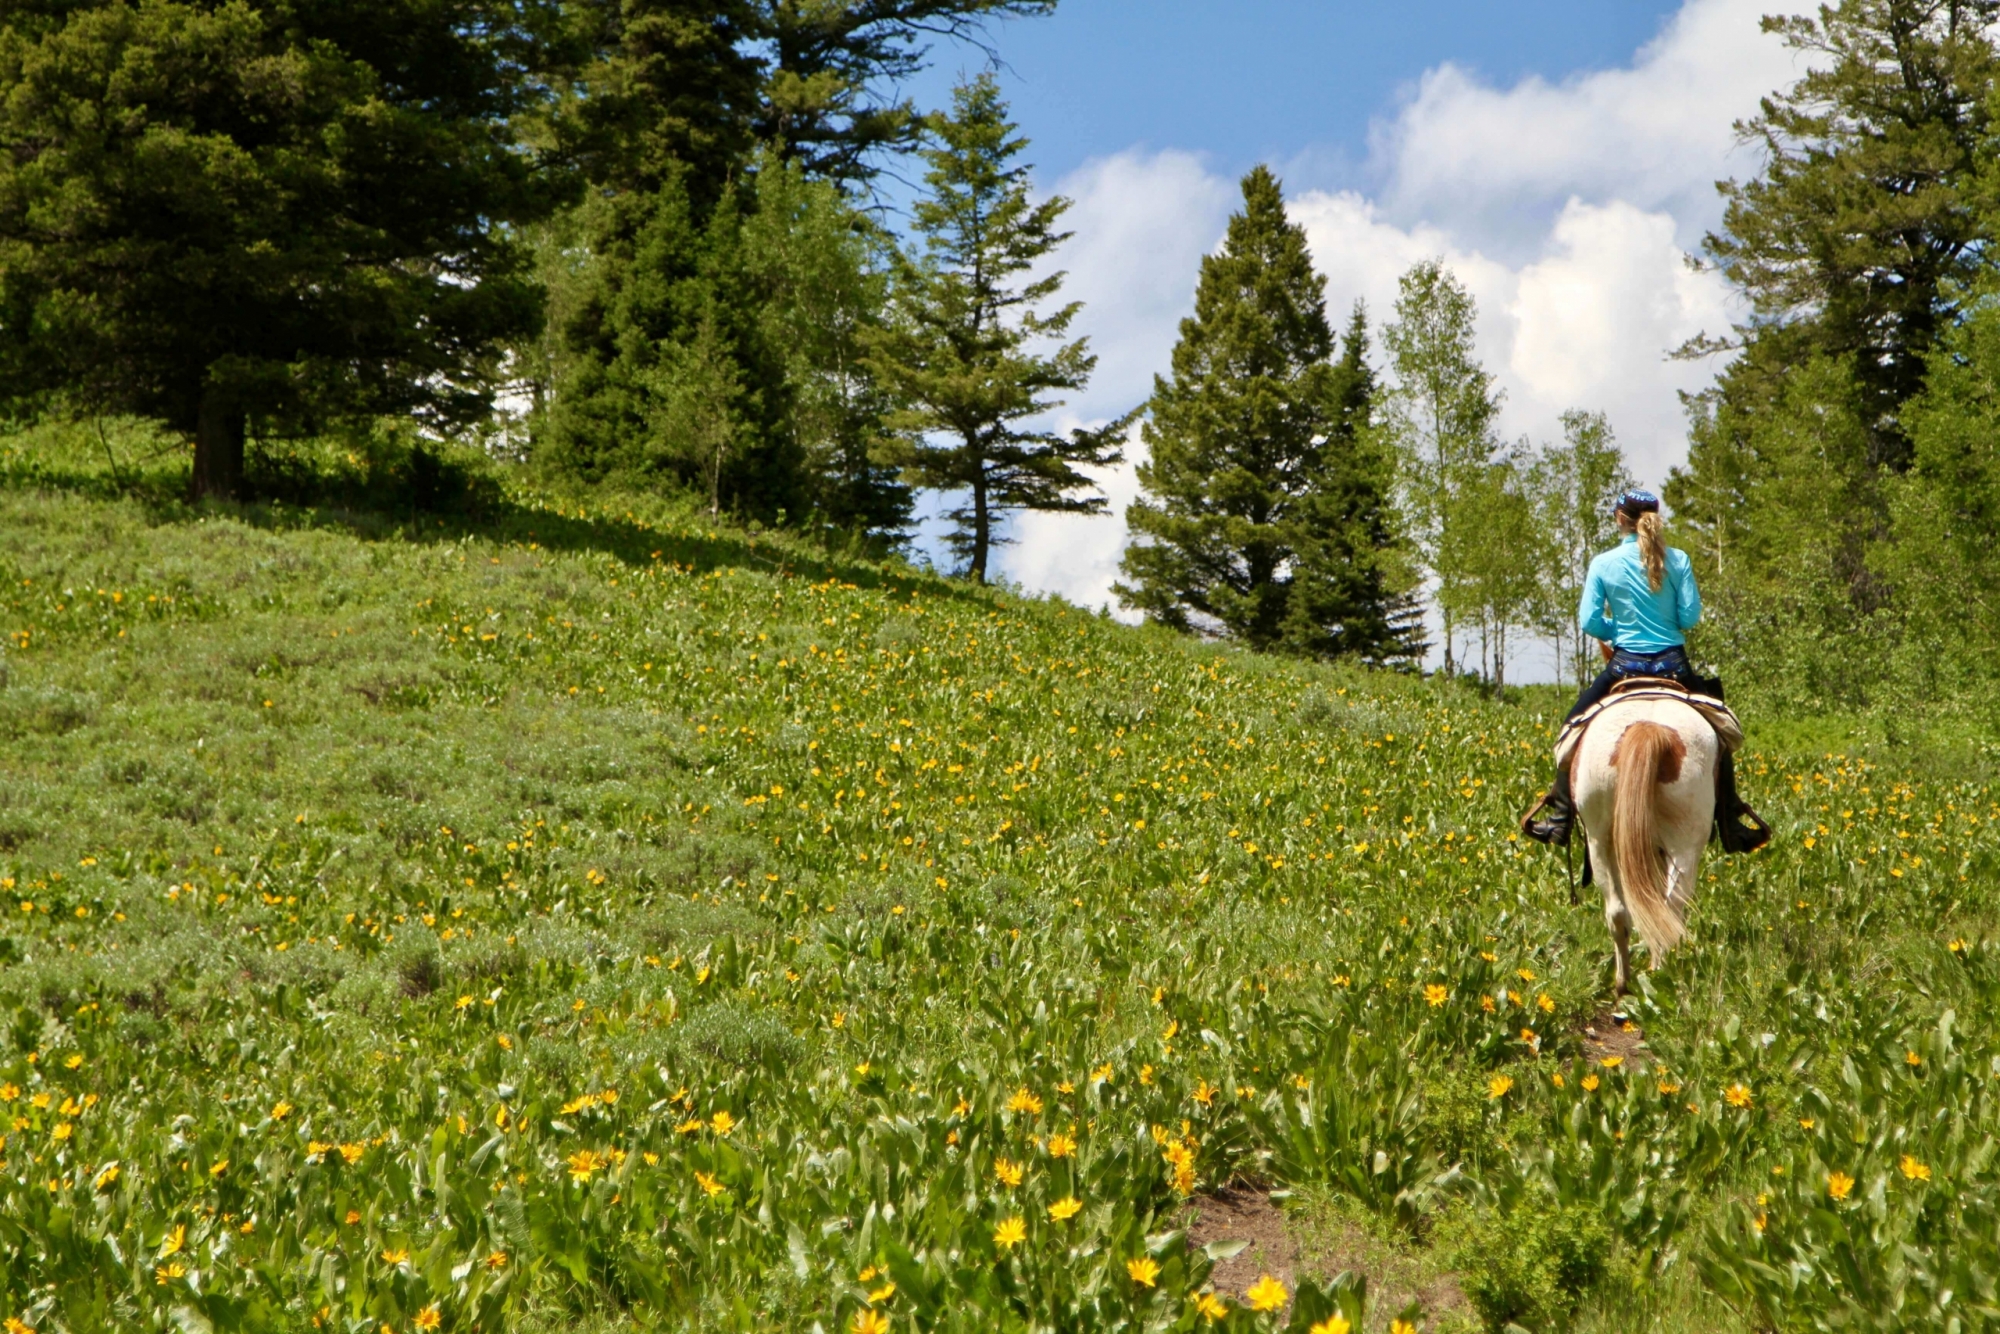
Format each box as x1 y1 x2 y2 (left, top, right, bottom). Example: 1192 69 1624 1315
1572 693 1720 996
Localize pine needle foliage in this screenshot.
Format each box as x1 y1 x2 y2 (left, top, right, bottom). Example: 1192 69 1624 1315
868 74 1124 583
1119 168 1417 663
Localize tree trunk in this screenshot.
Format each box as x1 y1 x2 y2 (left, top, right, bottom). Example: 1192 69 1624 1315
969 467 991 584
190 385 245 500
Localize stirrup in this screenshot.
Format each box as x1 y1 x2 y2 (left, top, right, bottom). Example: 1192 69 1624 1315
1717 803 1771 854
1520 792 1573 847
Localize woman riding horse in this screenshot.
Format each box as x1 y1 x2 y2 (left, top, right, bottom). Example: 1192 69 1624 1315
1521 489 1768 853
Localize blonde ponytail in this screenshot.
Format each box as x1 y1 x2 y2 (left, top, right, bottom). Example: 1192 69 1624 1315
1636 511 1666 591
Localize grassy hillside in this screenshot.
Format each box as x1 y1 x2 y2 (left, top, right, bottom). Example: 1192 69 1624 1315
2 434 1998 1333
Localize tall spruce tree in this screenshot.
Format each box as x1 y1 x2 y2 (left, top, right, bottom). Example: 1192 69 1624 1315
1279 306 1427 664
751 0 1057 184
867 75 1122 582
1118 169 1414 660
0 0 557 498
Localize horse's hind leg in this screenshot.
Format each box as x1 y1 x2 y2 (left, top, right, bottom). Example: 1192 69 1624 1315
1603 891 1632 997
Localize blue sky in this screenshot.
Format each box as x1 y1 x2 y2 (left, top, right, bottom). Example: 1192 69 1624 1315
904 2 1688 195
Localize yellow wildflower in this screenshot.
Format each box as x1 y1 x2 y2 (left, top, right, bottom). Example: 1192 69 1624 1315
993 1216 1026 1249
1828 1171 1856 1200
1047 1195 1082 1221
1901 1155 1932 1182
1005 1088 1044 1116
1310 1319 1352 1334
1245 1274 1287 1311
1424 984 1448 1007
1488 1074 1513 1100
993 1158 1024 1187
1127 1256 1160 1287
1725 1084 1753 1109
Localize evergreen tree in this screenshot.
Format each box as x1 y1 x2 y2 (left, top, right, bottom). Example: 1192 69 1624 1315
557 0 762 204
1704 1 1999 471
1280 306 1427 664
0 0 557 498
1118 172 1417 660
867 75 1122 583
1118 168 1331 646
751 0 1057 184
1378 259 1503 677
739 154 911 541
536 2 1048 527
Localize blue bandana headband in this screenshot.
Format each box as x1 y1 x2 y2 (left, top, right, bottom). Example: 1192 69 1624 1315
1611 488 1660 517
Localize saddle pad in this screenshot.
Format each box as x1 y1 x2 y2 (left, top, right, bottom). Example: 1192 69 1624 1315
1553 677 1744 771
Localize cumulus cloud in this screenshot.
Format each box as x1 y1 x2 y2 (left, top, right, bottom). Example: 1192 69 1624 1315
981 0 1806 627
1375 0 1805 251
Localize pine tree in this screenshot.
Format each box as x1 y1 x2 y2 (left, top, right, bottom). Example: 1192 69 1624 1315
1378 260 1503 677
1279 306 1426 664
738 153 911 541
0 0 556 498
1120 172 1415 658
867 75 1123 583
751 1 1057 184
1704 1 1999 471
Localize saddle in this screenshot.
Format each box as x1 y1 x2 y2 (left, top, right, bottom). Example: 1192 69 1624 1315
1552 676 1742 774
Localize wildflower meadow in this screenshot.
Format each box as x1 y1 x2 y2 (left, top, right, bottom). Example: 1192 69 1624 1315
2 442 1997 1332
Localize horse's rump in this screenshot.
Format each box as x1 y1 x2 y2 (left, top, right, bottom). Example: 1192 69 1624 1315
1574 697 1718 969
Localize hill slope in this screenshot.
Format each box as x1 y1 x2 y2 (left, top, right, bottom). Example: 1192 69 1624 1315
1 466 1996 1333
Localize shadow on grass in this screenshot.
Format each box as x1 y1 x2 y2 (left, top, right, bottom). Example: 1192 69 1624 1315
0 424 988 609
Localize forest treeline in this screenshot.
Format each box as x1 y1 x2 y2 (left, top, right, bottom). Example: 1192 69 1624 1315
4 1 2000 733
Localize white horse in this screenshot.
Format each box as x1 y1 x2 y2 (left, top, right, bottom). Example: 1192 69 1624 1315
1573 694 1719 995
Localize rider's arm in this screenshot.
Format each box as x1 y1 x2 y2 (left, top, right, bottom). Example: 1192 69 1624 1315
1672 550 1702 630
1578 558 1615 643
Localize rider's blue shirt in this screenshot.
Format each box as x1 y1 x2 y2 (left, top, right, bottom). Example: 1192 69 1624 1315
1579 535 1700 652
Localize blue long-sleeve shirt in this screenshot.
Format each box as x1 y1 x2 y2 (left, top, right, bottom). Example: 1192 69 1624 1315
1579 535 1700 652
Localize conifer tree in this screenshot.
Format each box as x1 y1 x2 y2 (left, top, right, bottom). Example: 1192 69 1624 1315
0 0 557 499
868 75 1123 583
1281 306 1428 664
1118 170 1415 660
751 0 1057 184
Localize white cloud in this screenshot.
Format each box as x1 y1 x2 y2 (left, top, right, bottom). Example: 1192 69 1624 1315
982 0 1807 634
1374 0 1805 251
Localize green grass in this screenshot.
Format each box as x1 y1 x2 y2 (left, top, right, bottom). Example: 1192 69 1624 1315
3 428 2000 1332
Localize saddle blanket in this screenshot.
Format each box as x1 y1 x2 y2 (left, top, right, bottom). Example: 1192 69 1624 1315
1553 677 1744 772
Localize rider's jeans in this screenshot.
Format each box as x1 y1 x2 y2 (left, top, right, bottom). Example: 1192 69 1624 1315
1565 647 1697 722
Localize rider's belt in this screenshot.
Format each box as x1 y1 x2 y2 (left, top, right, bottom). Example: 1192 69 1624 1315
1553 677 1744 772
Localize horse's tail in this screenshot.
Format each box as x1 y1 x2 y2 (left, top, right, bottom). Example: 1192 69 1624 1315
1611 720 1688 956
